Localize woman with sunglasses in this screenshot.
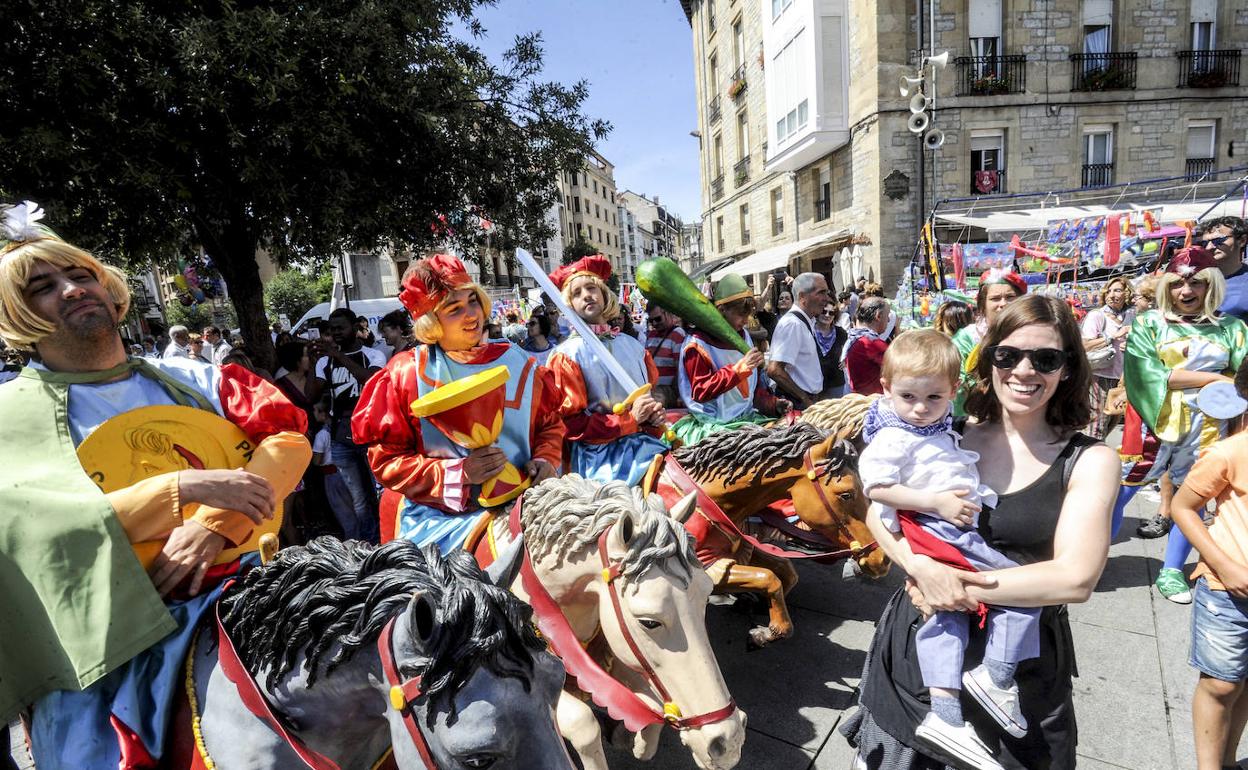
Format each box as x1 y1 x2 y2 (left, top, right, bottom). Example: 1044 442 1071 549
1116 247 1248 603
843 294 1120 769
520 313 556 365
952 269 1028 416
815 300 849 398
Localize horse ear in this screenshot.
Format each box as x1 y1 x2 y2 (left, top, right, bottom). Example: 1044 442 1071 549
668 492 697 525
484 533 525 589
406 592 437 650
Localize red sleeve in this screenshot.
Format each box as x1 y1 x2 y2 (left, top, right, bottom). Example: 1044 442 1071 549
683 344 746 403
645 351 660 386
350 354 455 505
547 351 641 444
530 365 566 467
753 378 781 414
219 363 308 441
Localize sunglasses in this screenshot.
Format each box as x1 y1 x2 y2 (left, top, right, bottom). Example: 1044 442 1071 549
985 345 1069 374
1201 235 1232 249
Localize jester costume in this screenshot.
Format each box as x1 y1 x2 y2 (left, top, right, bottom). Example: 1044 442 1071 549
672 274 781 445
10 358 309 769
352 255 564 552
546 256 668 486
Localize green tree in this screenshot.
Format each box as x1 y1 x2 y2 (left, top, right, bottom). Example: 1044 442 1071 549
562 238 600 264
264 270 321 327
0 2 607 369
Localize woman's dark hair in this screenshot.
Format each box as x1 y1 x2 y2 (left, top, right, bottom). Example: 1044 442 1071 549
378 308 413 335
934 300 973 337
528 314 552 338
965 294 1092 431
276 341 307 372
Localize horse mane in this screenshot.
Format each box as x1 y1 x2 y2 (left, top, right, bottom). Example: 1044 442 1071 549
520 474 699 584
798 394 878 441
220 537 546 705
672 422 836 486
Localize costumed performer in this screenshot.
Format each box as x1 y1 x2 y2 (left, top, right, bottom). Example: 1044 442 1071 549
952 268 1027 416
546 255 668 485
672 272 791 445
351 254 563 552
0 203 311 769
1115 246 1248 604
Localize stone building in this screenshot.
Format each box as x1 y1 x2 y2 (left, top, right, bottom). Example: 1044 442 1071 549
681 0 1248 289
618 205 657 282
553 150 625 275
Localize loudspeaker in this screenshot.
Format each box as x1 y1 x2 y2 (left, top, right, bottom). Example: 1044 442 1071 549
925 51 950 70
899 75 925 97
923 128 946 149
907 112 930 134
909 93 931 113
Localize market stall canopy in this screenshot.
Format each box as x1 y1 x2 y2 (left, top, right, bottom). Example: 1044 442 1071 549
709 229 851 280
933 198 1245 233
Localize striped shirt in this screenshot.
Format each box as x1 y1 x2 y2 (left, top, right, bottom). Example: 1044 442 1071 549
645 326 687 387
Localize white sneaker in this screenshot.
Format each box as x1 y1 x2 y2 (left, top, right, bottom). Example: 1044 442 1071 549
963 664 1028 739
913 713 1005 770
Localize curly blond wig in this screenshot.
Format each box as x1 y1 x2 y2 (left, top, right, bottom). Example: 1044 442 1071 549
561 273 620 322
411 284 493 345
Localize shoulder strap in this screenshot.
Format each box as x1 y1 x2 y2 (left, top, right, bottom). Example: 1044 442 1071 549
1060 434 1101 491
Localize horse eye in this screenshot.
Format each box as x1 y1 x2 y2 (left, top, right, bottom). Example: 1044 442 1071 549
837 491 855 501
463 756 497 769
638 619 663 630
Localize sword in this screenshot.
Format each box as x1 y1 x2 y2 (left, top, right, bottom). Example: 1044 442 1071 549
514 248 675 441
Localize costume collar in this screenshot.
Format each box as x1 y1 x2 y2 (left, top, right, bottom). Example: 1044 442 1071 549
862 396 952 444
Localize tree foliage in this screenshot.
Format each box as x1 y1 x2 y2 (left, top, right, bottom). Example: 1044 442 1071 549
0 1 608 368
165 300 236 333
264 270 321 326
562 238 600 264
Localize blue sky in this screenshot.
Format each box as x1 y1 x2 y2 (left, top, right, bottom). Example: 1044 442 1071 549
463 0 703 221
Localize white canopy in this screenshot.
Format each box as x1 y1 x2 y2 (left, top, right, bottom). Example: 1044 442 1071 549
933 198 1244 233
709 229 851 280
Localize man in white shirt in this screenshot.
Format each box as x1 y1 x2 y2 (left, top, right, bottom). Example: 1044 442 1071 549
201 325 232 365
765 272 829 409
162 325 191 359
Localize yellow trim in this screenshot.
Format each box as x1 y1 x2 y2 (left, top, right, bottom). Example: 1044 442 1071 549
663 702 683 721
478 475 531 509
409 365 509 418
486 515 499 560
368 748 395 770
611 383 653 415
714 289 752 306
185 633 216 769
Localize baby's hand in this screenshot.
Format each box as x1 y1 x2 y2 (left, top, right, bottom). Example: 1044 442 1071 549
932 489 979 527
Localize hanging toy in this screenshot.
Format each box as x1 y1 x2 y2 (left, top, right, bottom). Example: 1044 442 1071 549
920 292 931 318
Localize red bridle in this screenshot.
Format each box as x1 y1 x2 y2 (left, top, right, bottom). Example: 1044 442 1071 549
378 617 441 770
593 527 739 730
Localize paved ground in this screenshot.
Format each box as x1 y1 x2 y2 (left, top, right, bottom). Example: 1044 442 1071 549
604 491 1246 770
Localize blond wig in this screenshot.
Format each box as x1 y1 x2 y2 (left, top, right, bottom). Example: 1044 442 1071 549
1156 267 1225 321
412 283 493 345
0 237 130 351
561 273 620 322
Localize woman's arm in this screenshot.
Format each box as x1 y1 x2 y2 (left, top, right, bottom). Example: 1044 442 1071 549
966 442 1120 606
1168 368 1232 389
866 504 993 613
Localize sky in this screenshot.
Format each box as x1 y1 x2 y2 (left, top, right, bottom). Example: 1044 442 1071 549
460 0 703 222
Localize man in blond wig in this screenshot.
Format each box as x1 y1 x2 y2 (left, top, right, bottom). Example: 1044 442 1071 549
0 202 311 768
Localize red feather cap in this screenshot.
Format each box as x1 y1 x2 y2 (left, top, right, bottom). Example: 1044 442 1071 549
1166 246 1218 276
550 255 612 291
399 254 472 317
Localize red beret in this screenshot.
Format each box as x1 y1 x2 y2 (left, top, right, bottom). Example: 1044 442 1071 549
399 254 472 317
1166 246 1218 276
550 255 612 291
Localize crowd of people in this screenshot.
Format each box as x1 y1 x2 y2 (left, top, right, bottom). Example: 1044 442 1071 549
6 195 1248 770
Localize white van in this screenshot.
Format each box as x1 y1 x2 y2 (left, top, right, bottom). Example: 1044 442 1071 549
292 298 407 337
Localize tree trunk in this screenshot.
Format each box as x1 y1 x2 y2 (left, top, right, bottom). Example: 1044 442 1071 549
207 238 276 374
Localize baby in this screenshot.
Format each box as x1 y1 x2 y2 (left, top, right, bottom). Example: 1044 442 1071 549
858 328 1040 769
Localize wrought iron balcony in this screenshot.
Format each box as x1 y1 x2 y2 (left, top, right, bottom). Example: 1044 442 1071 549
971 168 1007 195
733 156 750 187
728 65 747 100
1177 50 1241 88
955 55 1027 96
1082 163 1114 188
1186 157 1216 180
708 95 722 125
711 174 725 201
1070 52 1137 91
814 198 830 221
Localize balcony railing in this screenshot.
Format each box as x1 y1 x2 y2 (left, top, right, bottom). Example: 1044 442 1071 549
711 174 725 201
1177 50 1241 88
955 55 1027 96
1082 163 1114 188
1070 52 1137 91
734 156 751 187
814 198 831 221
1186 157 1216 180
971 168 1007 195
708 95 722 125
728 64 747 100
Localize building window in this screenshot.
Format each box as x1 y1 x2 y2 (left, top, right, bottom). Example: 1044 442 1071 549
573 197 581 213
1082 126 1114 187
583 171 589 186
571 173 578 186
739 203 751 245
713 133 725 178
815 165 831 220
772 30 810 145
707 0 717 35
716 215 725 251
736 110 750 158
732 18 745 71
595 204 600 219
970 132 1006 194
1186 121 1217 178
772 0 794 20
592 179 597 193
770 187 784 236
598 228 604 242
968 0 1002 78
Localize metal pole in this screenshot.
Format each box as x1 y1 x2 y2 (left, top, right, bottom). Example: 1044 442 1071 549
916 0 926 260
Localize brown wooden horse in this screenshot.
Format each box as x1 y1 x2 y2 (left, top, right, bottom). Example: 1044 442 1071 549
641 422 889 648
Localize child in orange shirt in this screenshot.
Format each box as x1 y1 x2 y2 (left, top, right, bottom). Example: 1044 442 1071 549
1171 364 1248 770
